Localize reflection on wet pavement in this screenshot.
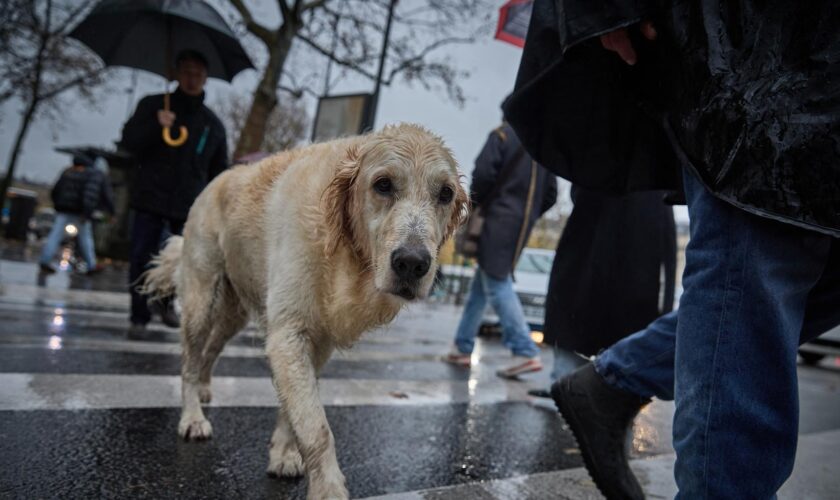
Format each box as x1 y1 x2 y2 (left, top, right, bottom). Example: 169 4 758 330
2 251 838 499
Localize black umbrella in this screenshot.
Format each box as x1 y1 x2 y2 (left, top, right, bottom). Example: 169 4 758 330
70 0 254 146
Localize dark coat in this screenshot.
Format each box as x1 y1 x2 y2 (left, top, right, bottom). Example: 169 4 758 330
504 0 840 237
472 123 557 279
51 166 115 218
544 187 676 356
119 88 228 221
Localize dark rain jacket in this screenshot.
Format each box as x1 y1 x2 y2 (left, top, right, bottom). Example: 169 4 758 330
472 123 557 279
51 166 115 218
504 0 840 237
119 88 228 221
544 187 676 356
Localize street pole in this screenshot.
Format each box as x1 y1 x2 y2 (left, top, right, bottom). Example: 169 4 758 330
366 0 397 131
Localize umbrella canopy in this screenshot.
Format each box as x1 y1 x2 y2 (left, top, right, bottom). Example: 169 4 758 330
69 0 254 82
495 0 533 48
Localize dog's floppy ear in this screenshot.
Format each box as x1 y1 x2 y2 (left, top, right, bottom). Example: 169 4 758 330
322 146 361 256
445 177 470 241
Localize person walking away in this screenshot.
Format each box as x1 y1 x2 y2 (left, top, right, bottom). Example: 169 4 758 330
119 50 228 338
39 153 114 275
505 1 840 498
445 121 557 378
529 186 677 397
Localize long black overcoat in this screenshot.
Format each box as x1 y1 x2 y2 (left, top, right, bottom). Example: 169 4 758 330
505 0 840 237
544 187 676 356
120 88 228 222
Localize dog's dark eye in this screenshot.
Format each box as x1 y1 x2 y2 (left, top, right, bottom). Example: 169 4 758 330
438 186 454 204
373 177 393 195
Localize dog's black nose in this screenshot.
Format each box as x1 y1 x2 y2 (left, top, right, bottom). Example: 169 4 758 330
391 246 431 280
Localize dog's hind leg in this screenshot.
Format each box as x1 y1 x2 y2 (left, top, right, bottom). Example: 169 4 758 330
178 268 222 440
197 277 248 404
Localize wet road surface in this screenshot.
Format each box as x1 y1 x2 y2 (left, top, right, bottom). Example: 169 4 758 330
1 243 839 499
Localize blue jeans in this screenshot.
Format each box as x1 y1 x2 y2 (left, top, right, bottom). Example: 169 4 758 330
39 212 96 269
595 170 840 498
454 268 540 358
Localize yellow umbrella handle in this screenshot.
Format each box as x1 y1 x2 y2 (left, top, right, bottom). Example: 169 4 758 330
163 126 188 146
162 90 188 147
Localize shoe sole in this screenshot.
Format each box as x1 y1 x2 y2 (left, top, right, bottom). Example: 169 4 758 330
444 357 471 368
527 390 551 399
552 379 620 500
496 361 542 379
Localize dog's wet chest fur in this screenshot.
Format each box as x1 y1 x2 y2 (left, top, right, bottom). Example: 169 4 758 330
318 266 402 348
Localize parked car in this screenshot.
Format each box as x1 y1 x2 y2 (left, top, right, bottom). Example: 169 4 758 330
480 247 554 336
799 325 840 366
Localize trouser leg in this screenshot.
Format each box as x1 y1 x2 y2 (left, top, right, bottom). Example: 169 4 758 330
129 210 164 325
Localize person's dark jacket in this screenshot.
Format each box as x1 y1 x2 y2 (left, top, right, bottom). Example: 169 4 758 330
504 0 840 237
472 123 557 279
51 165 115 218
119 88 228 221
544 187 676 356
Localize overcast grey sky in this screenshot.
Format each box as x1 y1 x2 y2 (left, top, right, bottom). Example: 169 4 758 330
0 0 686 221
1 1 518 181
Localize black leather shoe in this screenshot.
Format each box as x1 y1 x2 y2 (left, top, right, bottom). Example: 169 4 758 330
127 323 149 340
39 263 57 275
527 388 551 399
551 364 650 500
159 302 180 328
150 300 180 328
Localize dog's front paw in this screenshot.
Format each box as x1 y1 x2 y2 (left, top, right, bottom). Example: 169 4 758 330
198 384 212 404
178 415 213 440
267 445 304 477
307 480 349 500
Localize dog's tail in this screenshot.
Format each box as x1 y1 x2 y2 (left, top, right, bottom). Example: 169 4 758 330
139 235 184 302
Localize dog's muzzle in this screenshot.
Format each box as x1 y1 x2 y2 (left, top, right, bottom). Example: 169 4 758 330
390 245 431 299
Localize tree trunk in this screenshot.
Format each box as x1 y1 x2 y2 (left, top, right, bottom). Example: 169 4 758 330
0 99 39 212
234 26 296 159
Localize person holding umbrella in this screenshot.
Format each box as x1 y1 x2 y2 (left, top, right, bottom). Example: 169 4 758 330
68 0 254 337
119 49 228 336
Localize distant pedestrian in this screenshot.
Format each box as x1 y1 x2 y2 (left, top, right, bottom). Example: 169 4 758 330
528 186 677 397
445 121 557 378
39 153 114 275
119 49 228 338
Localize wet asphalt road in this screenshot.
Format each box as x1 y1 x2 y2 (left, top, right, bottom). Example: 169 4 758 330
1 242 839 499
0 247 587 499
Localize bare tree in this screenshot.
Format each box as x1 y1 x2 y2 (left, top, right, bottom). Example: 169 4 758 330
226 0 493 158
214 92 309 158
0 0 107 210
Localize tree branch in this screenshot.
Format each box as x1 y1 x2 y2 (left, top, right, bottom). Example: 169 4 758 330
301 0 331 13
385 36 474 83
230 0 276 44
278 0 292 22
38 67 102 101
54 0 96 35
278 83 320 99
295 32 377 81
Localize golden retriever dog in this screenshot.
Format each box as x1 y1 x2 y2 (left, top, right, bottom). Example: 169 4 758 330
142 123 468 499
